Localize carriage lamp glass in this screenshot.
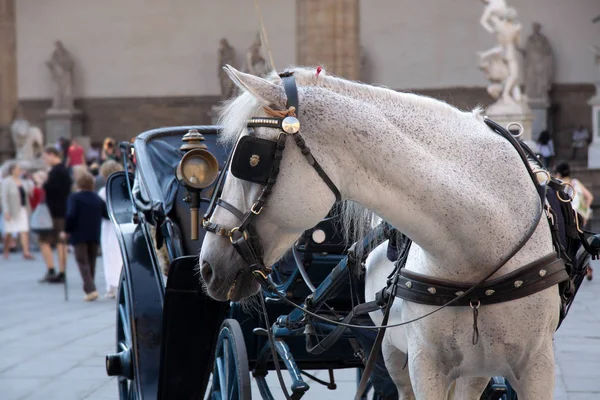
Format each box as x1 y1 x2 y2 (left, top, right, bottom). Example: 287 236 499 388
312 229 326 244
176 149 219 189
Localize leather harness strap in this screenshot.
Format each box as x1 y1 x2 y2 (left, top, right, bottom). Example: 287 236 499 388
393 254 568 307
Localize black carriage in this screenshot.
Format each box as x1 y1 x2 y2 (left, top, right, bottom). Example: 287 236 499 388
104 126 395 399
105 125 594 400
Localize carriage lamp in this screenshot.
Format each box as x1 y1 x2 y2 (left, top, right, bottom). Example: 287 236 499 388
177 129 219 240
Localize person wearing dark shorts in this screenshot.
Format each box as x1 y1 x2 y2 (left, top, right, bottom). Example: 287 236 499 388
63 172 107 301
39 146 72 283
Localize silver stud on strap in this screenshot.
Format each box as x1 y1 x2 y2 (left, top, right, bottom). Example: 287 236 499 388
405 281 412 289
539 269 547 277
514 280 523 288
485 289 495 296
282 116 300 134
427 287 437 294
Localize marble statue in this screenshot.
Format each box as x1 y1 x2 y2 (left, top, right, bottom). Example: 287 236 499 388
245 33 268 77
479 0 508 34
522 23 554 103
478 5 523 109
10 108 44 163
46 41 75 110
478 1 533 141
218 38 237 100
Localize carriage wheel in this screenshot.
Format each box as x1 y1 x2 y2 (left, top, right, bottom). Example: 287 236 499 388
211 319 251 400
106 273 138 399
104 172 164 400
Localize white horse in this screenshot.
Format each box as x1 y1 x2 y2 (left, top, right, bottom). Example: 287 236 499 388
199 65 560 399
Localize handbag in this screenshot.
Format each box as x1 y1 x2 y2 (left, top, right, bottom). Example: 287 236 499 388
30 202 54 232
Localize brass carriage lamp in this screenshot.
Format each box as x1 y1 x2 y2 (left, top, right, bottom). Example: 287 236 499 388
177 129 219 240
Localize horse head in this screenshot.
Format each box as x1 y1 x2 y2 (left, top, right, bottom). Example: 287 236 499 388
199 66 342 301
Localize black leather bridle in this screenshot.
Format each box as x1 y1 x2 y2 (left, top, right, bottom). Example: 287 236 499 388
202 72 341 277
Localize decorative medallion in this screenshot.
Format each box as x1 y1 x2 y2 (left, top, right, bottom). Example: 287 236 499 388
282 116 300 134
455 291 465 296
405 281 412 289
427 287 437 294
249 155 260 167
539 269 547 277
514 280 523 288
485 289 495 296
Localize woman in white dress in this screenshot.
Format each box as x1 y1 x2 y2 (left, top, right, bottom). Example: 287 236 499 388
1 163 34 260
98 160 124 298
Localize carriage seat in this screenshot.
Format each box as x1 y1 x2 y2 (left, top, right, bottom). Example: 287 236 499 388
131 126 228 262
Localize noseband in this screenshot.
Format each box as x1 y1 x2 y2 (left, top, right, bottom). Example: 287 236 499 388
202 72 341 277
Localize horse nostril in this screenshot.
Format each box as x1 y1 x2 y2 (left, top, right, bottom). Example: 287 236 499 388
201 261 214 284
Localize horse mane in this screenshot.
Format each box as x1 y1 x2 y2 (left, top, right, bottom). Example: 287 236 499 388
217 66 485 247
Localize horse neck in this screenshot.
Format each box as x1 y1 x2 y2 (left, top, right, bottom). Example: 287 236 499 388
302 87 550 276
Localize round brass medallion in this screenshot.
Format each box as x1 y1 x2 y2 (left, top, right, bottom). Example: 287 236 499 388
282 116 300 134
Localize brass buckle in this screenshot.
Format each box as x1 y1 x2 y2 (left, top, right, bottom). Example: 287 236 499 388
556 182 575 203
532 169 550 185
229 227 249 243
251 203 263 215
469 299 481 309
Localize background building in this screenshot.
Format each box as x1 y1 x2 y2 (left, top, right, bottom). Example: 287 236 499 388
1 0 599 161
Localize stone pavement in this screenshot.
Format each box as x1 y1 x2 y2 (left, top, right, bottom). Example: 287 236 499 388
0 252 116 400
0 252 599 399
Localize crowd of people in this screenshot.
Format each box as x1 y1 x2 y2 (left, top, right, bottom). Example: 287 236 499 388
0 137 125 301
535 125 591 169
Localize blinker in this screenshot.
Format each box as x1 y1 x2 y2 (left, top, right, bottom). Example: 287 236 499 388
231 135 278 185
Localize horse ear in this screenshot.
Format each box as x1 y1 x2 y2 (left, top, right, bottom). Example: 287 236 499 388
223 65 286 106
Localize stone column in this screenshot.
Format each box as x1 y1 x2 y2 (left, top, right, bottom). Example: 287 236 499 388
0 0 17 162
296 0 360 80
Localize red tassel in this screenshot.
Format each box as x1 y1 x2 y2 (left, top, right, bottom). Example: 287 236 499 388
316 66 322 77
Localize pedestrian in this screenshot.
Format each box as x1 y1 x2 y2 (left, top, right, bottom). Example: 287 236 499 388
90 163 106 192
66 138 85 167
98 160 124 298
71 164 89 188
55 137 64 153
536 130 554 168
60 137 71 162
555 161 594 280
571 125 590 160
101 138 118 163
39 146 72 283
0 163 34 260
86 145 100 165
63 172 106 301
